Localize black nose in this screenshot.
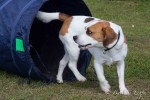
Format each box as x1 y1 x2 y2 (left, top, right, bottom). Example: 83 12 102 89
73 35 78 41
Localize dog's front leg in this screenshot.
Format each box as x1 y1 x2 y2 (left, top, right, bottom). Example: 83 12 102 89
94 60 110 93
57 49 69 83
117 60 129 95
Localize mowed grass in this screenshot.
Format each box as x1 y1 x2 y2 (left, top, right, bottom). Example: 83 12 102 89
0 0 150 100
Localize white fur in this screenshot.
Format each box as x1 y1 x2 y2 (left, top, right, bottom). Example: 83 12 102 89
36 11 129 95
36 12 89 83
76 22 129 95
36 11 59 23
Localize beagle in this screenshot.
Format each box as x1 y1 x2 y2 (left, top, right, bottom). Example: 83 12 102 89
36 11 129 95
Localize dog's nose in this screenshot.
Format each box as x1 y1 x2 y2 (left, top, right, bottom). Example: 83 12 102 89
73 35 78 41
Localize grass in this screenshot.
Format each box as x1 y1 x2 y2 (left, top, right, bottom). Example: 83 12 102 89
0 0 150 99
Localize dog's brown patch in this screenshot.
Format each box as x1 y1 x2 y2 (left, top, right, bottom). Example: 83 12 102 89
84 18 94 23
59 17 73 36
87 22 117 48
86 22 110 42
86 23 104 42
59 13 71 22
102 27 117 48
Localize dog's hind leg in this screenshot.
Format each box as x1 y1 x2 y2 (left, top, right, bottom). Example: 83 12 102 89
66 43 86 82
59 34 86 82
57 49 69 83
67 51 87 82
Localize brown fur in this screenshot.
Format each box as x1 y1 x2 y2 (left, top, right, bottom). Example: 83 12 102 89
87 22 117 48
84 18 94 23
59 17 73 36
59 13 71 22
102 27 117 48
86 23 104 42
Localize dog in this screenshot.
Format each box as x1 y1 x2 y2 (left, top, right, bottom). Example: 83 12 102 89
36 11 129 95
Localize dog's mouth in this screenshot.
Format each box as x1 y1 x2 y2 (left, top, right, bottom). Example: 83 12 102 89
78 43 92 50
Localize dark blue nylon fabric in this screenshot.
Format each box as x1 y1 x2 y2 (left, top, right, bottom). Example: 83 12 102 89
0 0 47 81
0 0 92 82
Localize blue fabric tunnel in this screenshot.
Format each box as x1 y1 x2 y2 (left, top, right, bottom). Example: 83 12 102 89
0 0 92 82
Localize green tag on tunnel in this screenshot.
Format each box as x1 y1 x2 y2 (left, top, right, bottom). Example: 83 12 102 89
16 38 25 52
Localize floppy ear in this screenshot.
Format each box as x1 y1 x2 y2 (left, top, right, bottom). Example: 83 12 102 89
102 27 117 48
84 17 94 23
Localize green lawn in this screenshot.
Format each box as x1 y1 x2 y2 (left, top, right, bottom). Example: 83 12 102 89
0 0 150 100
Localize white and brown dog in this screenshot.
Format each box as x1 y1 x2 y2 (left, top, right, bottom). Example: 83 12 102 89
36 11 129 95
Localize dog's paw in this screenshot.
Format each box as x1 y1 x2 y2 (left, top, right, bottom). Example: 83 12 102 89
78 76 87 82
120 88 129 95
56 76 63 83
100 82 111 93
57 79 63 84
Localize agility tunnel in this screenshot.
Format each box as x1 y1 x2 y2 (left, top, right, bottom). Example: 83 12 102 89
0 0 92 82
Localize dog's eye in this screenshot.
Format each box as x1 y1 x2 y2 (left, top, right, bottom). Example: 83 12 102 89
86 30 93 35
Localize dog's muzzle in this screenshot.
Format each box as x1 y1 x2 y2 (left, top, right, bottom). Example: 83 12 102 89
78 43 92 50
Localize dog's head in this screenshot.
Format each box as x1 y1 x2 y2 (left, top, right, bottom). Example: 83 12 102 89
74 21 117 50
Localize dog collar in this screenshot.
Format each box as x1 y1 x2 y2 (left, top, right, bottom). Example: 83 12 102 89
103 31 120 54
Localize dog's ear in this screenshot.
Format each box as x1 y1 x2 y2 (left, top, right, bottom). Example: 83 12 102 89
102 27 117 48
84 18 94 23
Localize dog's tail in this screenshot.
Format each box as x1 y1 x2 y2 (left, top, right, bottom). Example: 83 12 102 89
36 11 70 23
